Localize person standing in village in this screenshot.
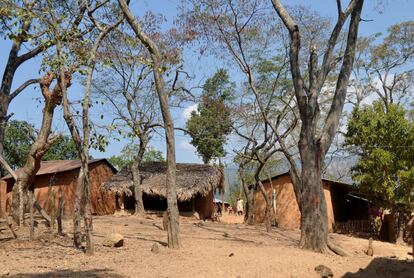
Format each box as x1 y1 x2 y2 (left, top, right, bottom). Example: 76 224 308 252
236 198 244 216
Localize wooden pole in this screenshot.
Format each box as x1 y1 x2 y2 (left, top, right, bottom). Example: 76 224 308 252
29 190 34 241
57 187 63 235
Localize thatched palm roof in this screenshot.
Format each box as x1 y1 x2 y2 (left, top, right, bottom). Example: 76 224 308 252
102 162 224 201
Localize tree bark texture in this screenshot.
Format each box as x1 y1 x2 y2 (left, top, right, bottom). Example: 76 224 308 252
11 72 69 225
257 180 273 232
132 158 145 216
73 168 84 249
29 190 34 241
57 187 64 236
118 0 181 248
297 148 329 251
240 169 254 225
0 2 87 175
272 0 364 253
47 178 56 231
58 12 122 252
132 139 147 216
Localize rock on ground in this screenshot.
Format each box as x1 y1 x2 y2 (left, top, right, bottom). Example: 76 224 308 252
103 233 124 247
314 264 334 278
151 243 160 254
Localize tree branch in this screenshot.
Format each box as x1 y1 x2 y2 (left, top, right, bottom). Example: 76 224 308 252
9 78 40 100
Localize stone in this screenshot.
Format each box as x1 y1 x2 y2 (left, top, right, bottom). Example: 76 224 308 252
103 233 124 247
193 212 200 220
314 265 334 278
3 270 10 276
151 243 160 254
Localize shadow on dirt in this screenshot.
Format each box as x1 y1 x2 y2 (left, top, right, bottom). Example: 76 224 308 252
196 224 257 244
7 268 123 278
342 257 414 278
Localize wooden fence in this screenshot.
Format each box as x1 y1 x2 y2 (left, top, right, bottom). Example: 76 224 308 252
333 220 371 234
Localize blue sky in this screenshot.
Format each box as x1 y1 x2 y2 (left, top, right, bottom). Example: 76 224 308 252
1 0 413 164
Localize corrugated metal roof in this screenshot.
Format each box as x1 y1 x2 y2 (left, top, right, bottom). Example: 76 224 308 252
2 159 115 180
268 172 353 187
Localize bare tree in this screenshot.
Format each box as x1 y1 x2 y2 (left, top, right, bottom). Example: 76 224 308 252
94 28 163 216
118 0 181 248
52 1 123 254
350 21 414 109
271 0 364 253
181 0 297 231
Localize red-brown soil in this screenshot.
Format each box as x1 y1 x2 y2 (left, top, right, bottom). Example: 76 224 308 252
1 214 413 277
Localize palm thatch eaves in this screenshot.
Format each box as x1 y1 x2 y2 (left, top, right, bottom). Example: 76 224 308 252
102 162 225 201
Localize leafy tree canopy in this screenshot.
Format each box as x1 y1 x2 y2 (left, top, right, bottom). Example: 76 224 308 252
2 120 79 175
345 101 414 210
4 120 35 170
186 69 234 164
43 136 79 161
108 144 165 170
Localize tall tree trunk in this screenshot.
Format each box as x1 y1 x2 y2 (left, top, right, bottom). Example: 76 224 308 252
395 212 406 244
0 7 59 175
29 190 34 241
0 40 25 171
297 146 329 252
118 0 181 248
132 158 145 216
132 140 146 216
82 163 94 255
73 168 84 249
11 72 68 225
57 187 63 236
257 180 272 232
272 0 363 254
47 178 56 231
57 14 122 253
164 111 180 249
239 167 254 225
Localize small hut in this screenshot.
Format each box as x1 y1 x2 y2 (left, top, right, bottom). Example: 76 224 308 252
102 162 225 219
253 172 369 232
0 159 116 218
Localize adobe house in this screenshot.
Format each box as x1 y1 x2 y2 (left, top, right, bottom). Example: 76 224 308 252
102 162 225 219
0 159 116 218
253 172 369 232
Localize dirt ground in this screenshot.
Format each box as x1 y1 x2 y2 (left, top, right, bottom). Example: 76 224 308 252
1 214 413 278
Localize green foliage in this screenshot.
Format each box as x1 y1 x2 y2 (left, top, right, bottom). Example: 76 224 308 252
4 120 35 170
2 120 79 175
142 147 165 163
108 144 164 171
43 136 79 161
108 155 130 172
186 69 234 164
345 101 414 210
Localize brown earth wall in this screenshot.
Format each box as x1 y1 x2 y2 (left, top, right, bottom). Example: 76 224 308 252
1 162 115 217
253 175 335 231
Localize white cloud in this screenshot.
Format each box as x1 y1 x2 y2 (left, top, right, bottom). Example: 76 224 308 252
178 139 196 151
182 104 198 120
360 93 379 106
